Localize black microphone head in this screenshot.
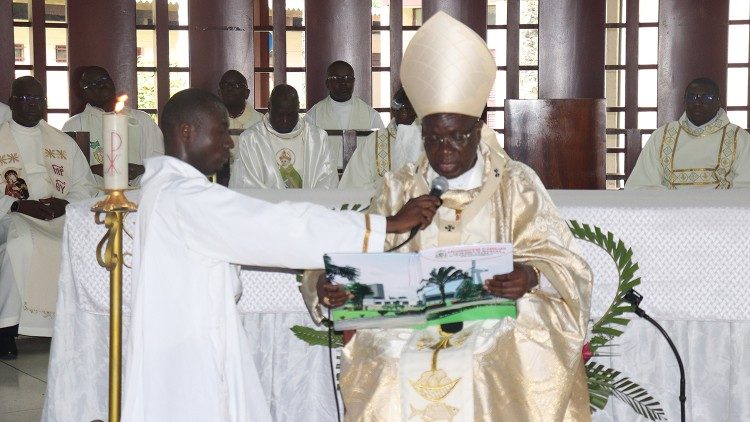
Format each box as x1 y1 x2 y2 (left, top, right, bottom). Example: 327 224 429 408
429 176 449 198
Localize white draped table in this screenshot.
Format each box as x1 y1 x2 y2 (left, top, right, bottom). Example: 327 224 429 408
42 189 750 422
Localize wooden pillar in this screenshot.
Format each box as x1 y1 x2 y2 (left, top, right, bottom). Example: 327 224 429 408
0 0 13 101
189 0 253 97
67 0 137 115
538 0 605 98
422 0 487 40
305 0 372 107
389 0 403 96
657 0 729 124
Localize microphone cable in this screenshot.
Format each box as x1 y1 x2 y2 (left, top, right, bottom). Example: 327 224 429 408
326 309 343 422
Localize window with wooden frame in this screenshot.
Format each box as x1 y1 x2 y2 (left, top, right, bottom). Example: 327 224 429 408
371 0 424 126
604 0 660 189
12 0 70 130
135 0 190 121
253 0 306 112
486 0 540 149
14 44 25 62
727 0 749 130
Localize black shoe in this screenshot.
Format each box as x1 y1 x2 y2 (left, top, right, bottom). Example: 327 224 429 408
0 335 17 360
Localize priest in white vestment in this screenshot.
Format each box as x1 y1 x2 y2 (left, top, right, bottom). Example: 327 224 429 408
0 102 10 124
0 77 97 358
63 66 164 185
303 13 593 421
627 77 750 189
217 70 263 186
230 84 338 189
122 88 439 422
340 87 422 189
304 61 385 168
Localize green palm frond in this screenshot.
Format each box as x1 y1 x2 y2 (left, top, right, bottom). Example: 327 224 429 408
339 203 369 212
290 325 343 348
568 220 640 353
586 362 666 420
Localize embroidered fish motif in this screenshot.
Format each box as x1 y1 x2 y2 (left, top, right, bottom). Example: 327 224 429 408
409 402 459 422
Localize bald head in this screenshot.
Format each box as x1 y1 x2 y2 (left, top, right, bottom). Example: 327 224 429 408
161 88 233 175
268 84 300 134
10 76 46 127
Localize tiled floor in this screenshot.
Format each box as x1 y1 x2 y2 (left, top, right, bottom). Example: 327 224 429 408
0 337 50 422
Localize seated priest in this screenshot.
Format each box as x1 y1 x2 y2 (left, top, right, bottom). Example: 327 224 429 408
626 77 750 189
121 88 438 421
216 69 263 185
304 60 385 168
303 12 593 421
0 102 10 124
0 77 97 359
340 87 422 189
63 66 164 184
229 84 339 189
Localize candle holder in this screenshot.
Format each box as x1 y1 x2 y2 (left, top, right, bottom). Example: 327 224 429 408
92 189 137 422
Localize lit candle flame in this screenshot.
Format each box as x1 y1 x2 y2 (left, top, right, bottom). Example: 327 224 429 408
114 94 128 113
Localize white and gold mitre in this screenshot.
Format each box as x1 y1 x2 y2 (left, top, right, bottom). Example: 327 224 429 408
400 11 496 119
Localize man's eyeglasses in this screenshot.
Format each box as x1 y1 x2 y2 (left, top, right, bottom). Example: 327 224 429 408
685 93 717 103
82 76 112 91
220 81 248 90
327 75 355 83
11 95 46 104
422 120 481 148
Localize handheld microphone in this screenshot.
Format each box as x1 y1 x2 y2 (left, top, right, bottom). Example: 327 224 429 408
387 176 449 252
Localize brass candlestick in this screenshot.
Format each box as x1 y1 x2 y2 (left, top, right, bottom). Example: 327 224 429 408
92 190 137 422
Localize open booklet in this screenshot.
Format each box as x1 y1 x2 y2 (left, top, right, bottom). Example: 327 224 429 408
324 243 517 331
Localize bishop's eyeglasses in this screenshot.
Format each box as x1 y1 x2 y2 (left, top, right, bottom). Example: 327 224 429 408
422 119 481 148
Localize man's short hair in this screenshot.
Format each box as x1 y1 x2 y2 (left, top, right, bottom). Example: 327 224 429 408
4 169 18 178
161 89 226 142
326 60 354 76
686 77 720 97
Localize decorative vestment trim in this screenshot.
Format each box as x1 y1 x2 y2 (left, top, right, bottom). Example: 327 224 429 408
658 118 739 189
375 124 397 176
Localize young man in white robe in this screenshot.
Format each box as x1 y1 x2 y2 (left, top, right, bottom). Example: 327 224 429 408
216 69 263 186
305 13 593 421
230 84 338 189
0 77 97 359
340 87 422 189
626 77 750 189
63 66 164 185
121 88 439 422
304 61 385 169
0 102 10 124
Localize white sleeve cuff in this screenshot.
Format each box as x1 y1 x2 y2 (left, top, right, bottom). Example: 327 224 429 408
365 214 386 253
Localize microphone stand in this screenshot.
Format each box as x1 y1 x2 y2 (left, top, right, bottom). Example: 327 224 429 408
623 289 686 422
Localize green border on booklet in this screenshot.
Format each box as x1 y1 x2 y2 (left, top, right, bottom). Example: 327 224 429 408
415 301 517 329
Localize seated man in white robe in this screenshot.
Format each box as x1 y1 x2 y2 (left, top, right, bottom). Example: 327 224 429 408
230 84 338 189
340 87 422 189
0 77 97 359
304 13 593 421
216 69 263 186
0 102 10 124
304 60 385 168
626 77 750 189
121 88 438 421
63 66 164 184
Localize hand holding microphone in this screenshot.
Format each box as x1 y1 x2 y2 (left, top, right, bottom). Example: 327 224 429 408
385 177 448 250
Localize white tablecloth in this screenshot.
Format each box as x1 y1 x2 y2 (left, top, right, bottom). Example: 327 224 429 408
42 189 750 421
